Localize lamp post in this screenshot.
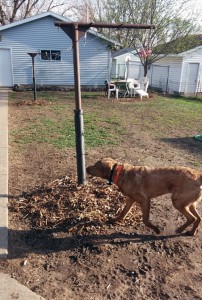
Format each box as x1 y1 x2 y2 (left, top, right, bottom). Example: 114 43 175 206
27 52 37 100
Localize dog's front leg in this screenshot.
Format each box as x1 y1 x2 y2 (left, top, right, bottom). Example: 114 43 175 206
140 199 160 234
109 198 134 223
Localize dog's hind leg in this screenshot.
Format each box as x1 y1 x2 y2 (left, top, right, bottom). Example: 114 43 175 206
186 203 201 236
172 198 197 235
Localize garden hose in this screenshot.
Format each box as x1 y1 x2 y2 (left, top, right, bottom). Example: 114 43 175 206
194 134 202 142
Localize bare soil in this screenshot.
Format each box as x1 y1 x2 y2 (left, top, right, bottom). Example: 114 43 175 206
1 95 202 300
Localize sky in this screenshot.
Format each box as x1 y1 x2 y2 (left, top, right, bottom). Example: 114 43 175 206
52 0 202 27
187 0 202 26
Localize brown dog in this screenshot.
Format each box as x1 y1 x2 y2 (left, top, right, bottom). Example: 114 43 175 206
86 158 202 236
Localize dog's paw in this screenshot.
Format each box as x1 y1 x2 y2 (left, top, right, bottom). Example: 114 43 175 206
185 230 195 236
154 227 161 234
107 218 115 225
107 217 122 224
175 228 183 234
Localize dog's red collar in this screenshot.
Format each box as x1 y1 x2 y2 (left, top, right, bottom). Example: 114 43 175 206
113 164 124 186
109 163 124 186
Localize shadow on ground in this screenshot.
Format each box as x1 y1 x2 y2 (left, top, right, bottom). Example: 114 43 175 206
160 136 202 157
8 226 180 259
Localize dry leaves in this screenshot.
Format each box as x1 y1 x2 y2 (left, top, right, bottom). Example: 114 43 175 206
9 176 141 235
12 99 52 106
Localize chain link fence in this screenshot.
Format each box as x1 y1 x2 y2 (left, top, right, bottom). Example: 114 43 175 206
111 61 202 95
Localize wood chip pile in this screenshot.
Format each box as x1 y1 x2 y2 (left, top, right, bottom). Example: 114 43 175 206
9 176 141 235
13 99 52 106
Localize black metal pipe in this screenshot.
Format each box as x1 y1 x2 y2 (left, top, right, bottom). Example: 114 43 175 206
74 109 86 184
32 56 37 100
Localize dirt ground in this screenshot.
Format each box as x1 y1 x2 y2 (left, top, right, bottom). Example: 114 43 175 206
1 96 202 300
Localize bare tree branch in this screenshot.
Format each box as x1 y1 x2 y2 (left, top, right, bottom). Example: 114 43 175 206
0 0 73 25
78 0 201 76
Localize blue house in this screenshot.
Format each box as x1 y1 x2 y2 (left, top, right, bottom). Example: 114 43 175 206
0 12 114 88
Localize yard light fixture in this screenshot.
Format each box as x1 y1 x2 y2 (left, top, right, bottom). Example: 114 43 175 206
27 52 37 100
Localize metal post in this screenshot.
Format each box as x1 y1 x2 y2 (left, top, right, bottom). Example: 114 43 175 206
74 109 85 184
54 21 155 185
32 56 36 100
27 53 37 100
32 56 37 100
72 24 86 184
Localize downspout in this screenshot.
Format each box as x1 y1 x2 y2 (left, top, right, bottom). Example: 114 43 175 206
151 65 153 88
166 66 170 93
178 57 184 94
108 47 112 80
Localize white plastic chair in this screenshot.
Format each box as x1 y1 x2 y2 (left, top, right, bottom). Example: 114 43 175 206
127 79 141 97
105 80 119 99
133 78 149 99
139 77 149 92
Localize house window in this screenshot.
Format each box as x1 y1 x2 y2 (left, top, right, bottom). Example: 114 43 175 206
41 50 61 61
51 50 61 61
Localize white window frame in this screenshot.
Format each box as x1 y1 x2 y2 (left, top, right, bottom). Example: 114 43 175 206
40 50 61 61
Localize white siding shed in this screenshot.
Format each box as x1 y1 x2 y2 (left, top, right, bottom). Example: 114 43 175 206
0 12 112 88
148 46 202 95
111 47 141 79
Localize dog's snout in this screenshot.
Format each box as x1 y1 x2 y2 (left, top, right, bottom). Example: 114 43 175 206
86 166 92 174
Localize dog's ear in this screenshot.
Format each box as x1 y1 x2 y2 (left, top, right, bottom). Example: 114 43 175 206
88 158 116 179
100 158 117 165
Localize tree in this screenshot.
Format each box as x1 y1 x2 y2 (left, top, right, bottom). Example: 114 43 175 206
75 0 201 76
0 0 72 25
1 0 201 77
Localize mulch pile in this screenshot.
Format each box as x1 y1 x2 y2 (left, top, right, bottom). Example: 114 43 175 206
9 176 141 235
12 99 52 106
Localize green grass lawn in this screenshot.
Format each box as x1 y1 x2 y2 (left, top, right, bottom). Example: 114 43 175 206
9 91 202 149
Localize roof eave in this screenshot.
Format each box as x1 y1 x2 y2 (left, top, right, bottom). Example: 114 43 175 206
0 11 119 45
0 12 71 32
87 28 120 45
177 44 202 56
